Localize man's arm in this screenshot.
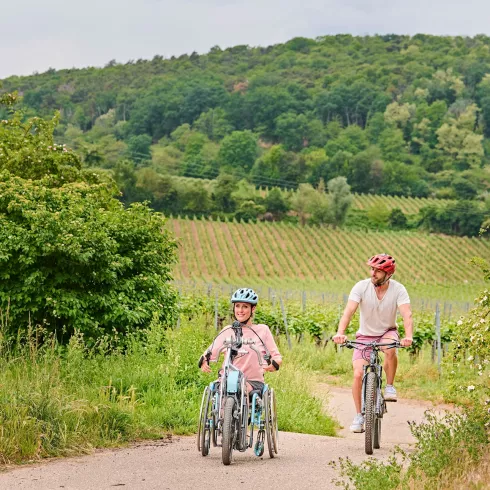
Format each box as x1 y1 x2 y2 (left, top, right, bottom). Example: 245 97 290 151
333 300 359 344
398 303 413 347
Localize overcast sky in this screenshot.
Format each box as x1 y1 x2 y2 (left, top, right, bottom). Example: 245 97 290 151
2 0 490 79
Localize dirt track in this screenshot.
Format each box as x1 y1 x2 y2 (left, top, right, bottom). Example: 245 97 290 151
0 385 450 489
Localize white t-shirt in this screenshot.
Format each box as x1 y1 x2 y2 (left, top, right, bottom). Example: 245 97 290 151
348 279 410 336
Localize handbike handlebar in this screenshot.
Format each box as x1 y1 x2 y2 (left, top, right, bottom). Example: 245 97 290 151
202 337 271 367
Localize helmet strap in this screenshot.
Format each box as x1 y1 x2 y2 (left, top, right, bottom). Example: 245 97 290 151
374 273 392 288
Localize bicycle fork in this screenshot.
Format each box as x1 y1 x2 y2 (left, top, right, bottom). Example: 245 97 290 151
361 364 385 417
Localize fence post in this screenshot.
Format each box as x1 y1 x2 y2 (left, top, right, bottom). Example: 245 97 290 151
279 296 292 350
435 303 442 376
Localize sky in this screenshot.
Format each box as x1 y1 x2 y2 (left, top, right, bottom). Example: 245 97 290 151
2 0 490 79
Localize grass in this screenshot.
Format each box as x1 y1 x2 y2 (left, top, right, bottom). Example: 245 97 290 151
0 317 336 466
281 337 478 406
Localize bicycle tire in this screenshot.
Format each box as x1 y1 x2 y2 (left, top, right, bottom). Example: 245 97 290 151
364 372 377 455
197 386 211 453
374 416 381 449
270 388 279 454
374 398 384 449
222 396 236 465
211 391 218 447
264 390 276 458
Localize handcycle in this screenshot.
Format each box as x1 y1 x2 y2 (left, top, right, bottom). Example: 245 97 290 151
342 339 402 455
197 323 278 465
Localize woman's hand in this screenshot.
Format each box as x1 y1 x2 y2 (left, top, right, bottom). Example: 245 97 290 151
263 363 276 372
200 360 211 373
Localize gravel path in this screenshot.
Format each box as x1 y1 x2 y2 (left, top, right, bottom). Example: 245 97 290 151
0 385 450 489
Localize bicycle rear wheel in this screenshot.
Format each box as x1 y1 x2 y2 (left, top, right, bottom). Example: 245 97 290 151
264 389 278 458
374 398 384 449
222 396 236 465
197 386 211 455
364 372 377 455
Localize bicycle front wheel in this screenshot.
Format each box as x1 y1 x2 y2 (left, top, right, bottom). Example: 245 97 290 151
364 372 377 455
222 396 236 465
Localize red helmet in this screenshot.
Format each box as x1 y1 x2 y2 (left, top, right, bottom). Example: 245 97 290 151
367 254 396 275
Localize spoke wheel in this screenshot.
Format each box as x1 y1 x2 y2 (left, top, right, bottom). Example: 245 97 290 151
270 388 278 454
222 396 236 465
211 391 219 447
264 390 278 458
364 372 377 455
197 386 211 455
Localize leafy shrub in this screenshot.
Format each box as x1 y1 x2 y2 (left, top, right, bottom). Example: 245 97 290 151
0 92 177 341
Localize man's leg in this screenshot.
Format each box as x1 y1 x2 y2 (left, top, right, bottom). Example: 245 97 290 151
350 359 369 432
380 333 399 401
380 333 399 385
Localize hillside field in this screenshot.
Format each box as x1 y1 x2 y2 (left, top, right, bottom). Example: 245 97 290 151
168 217 489 304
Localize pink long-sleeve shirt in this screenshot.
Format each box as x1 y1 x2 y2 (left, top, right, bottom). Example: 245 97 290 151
204 323 282 382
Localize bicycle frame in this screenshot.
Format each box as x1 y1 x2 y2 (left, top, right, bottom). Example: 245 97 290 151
344 339 401 454
345 340 400 417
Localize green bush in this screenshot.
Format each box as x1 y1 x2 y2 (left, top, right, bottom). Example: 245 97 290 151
0 92 177 341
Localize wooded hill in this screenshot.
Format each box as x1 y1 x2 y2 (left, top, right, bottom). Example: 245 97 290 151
2 34 490 230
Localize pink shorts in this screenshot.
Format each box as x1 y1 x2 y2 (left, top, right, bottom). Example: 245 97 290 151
352 328 399 362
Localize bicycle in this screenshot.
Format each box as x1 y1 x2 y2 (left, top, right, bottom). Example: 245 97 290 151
197 323 278 465
342 339 402 455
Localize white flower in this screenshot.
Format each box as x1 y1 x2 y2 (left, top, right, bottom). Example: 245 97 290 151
467 385 475 392
468 355 474 361
457 320 463 326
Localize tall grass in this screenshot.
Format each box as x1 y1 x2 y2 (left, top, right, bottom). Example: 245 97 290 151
0 317 336 465
284 337 478 405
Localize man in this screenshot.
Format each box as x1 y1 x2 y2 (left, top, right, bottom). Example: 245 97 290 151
332 253 413 433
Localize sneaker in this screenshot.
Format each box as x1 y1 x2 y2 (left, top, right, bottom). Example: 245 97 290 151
384 385 397 402
349 414 364 433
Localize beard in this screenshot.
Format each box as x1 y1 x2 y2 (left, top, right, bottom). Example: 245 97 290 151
371 273 387 286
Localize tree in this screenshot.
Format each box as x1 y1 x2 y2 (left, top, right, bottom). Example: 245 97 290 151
212 173 238 212
367 203 390 230
436 104 484 169
193 108 232 141
291 183 317 226
264 188 289 218
451 177 478 200
218 130 258 174
275 112 310 151
126 134 152 162
0 93 177 341
388 208 408 229
327 177 353 228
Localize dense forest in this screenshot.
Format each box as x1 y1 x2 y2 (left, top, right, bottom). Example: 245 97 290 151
2 34 490 234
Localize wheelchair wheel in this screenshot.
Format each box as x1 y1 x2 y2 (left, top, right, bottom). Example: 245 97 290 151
222 396 236 465
197 386 212 456
264 388 278 458
211 391 219 447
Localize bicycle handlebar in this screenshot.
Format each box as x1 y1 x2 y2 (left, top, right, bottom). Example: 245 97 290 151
342 340 403 350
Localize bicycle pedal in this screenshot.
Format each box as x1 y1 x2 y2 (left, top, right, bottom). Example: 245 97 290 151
385 399 397 402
